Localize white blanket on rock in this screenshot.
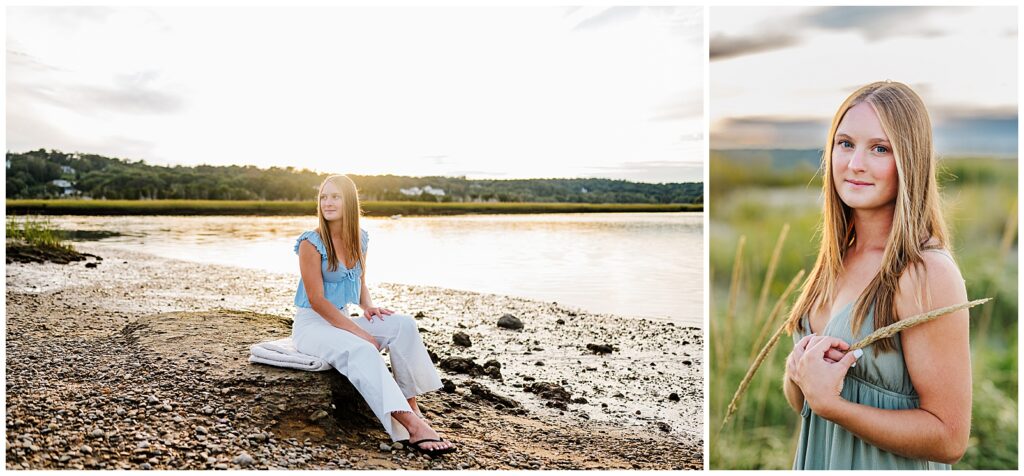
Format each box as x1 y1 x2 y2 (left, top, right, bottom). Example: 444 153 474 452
248 337 332 372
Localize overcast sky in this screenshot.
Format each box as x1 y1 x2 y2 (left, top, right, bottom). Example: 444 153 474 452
711 6 1017 156
7 6 704 182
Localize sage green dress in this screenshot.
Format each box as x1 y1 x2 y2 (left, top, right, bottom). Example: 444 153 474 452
792 301 950 470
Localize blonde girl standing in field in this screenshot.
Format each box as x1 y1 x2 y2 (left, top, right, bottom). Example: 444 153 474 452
291 174 456 456
782 82 971 470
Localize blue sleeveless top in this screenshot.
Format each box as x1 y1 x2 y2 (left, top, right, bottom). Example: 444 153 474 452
293 229 369 309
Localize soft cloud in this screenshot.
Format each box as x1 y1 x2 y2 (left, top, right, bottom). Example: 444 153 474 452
709 32 799 61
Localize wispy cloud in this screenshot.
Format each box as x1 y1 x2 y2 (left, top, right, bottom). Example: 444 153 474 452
10 71 184 116
709 32 799 61
800 6 948 41
712 6 969 62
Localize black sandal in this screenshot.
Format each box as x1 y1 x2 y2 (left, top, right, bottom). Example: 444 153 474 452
405 438 457 457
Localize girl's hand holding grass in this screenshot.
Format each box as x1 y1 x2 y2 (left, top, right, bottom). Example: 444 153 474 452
790 336 862 419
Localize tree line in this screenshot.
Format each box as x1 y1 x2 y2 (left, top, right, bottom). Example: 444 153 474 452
6 149 703 204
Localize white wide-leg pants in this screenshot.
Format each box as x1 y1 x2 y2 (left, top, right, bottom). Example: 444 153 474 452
291 307 443 441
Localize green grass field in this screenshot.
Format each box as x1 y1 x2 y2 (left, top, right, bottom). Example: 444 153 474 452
710 154 1018 469
5 199 701 216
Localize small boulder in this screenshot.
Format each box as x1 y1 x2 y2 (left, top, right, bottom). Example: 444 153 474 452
439 357 483 376
452 332 472 347
524 382 571 402
586 343 615 354
497 314 524 330
482 359 502 379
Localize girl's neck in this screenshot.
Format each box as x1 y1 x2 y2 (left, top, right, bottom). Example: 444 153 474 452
850 203 895 253
325 221 343 239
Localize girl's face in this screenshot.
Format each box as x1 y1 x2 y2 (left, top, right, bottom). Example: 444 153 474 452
319 180 343 222
831 101 899 212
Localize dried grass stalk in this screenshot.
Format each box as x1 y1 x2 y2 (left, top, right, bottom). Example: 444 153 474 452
849 297 992 351
754 224 790 328
720 269 804 432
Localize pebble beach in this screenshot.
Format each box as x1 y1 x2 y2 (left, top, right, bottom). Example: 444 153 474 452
6 243 703 470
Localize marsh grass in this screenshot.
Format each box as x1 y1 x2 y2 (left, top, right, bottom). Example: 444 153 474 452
5 199 700 216
710 153 1018 469
6 215 73 251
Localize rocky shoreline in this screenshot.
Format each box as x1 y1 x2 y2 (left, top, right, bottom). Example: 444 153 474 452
6 243 703 470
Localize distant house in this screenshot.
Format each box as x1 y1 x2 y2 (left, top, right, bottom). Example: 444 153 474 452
400 185 446 197
50 179 78 197
5 159 10 169
61 165 76 175
580 187 588 193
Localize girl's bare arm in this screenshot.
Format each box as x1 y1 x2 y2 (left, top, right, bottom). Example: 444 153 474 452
299 241 379 348
804 253 971 464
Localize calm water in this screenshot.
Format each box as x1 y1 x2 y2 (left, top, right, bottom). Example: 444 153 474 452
48 213 703 326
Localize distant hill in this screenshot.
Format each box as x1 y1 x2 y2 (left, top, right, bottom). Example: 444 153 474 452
5 149 703 204
711 149 823 169
710 148 1017 198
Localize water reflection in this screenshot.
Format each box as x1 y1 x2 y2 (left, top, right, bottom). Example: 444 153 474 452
49 213 703 326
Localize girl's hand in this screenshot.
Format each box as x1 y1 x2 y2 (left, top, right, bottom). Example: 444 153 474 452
787 334 853 381
792 336 862 417
361 305 394 322
785 334 815 383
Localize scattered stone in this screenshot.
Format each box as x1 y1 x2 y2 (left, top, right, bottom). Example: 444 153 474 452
524 382 571 402
441 379 457 393
452 332 472 347
497 314 523 330
586 343 615 354
309 410 328 422
147 395 159 404
439 357 483 376
482 360 502 379
657 422 671 433
668 392 680 402
391 442 404 451
467 381 520 408
379 443 392 452
414 311 426 319
233 453 254 467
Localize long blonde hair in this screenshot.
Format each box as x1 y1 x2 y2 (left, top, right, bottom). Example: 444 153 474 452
316 174 365 273
785 81 951 352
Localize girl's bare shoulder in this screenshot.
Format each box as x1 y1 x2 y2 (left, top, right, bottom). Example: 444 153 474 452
895 248 967 318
